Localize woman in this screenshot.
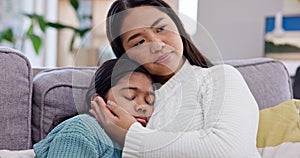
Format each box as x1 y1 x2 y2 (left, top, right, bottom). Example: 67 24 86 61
90 0 261 157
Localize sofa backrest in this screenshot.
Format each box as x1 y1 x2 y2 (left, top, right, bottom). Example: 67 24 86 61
31 58 293 144
0 46 293 149
0 47 32 150
31 67 96 144
225 58 293 110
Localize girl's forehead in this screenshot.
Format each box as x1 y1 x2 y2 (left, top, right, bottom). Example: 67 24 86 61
120 6 171 34
115 73 153 90
119 72 151 83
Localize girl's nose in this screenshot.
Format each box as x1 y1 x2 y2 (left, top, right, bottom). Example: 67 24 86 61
150 42 166 54
135 104 148 114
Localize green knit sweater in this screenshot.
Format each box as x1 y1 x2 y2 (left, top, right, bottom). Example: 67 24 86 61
33 114 122 158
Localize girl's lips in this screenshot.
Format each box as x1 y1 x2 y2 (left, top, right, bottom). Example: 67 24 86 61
135 116 148 127
155 52 171 64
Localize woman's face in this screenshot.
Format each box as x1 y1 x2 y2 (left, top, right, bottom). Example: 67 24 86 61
120 6 184 76
106 72 154 127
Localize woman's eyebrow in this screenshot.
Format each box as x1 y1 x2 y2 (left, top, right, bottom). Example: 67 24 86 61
150 17 164 28
127 33 141 43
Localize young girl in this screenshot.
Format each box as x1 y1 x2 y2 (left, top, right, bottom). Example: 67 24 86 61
32 59 155 157
90 0 261 157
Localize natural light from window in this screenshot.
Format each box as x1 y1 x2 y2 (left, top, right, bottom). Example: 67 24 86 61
178 0 198 35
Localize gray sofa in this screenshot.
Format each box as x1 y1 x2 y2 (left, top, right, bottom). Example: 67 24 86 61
0 47 293 150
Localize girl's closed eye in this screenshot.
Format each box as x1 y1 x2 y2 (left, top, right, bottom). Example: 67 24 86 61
145 94 155 106
145 99 154 106
124 95 136 101
134 39 145 47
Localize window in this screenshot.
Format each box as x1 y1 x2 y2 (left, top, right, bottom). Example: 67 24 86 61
178 0 198 35
0 0 199 67
0 0 57 67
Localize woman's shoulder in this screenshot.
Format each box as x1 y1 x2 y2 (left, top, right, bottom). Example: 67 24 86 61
192 63 236 71
192 64 240 76
191 64 243 84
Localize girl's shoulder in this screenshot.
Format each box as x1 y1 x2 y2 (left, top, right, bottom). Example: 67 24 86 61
53 114 100 134
58 114 95 126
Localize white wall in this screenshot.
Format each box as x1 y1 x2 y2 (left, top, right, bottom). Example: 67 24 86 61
194 0 284 60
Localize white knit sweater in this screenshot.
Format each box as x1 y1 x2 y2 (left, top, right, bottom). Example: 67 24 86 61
122 61 261 158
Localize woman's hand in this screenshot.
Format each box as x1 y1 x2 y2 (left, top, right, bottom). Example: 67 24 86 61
89 96 137 147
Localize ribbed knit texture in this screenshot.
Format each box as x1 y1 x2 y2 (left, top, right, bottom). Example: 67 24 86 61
33 114 122 158
122 61 261 158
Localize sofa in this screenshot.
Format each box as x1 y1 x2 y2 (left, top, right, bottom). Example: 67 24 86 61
0 46 293 150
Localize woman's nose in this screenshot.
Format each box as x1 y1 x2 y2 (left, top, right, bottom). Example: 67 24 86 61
150 42 166 54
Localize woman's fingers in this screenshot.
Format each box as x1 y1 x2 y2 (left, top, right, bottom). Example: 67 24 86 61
89 97 138 147
107 100 137 129
90 100 104 124
106 100 129 118
90 97 119 125
90 97 110 124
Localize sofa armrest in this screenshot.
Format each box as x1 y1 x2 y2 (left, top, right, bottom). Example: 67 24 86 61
0 47 32 150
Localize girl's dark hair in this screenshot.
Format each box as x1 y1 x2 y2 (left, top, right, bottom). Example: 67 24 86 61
85 58 152 109
51 59 152 130
106 0 213 68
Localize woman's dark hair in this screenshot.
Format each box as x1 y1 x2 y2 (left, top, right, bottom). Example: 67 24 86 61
106 0 213 68
85 58 152 109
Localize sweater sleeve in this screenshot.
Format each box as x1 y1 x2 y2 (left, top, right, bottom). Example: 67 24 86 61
34 115 119 158
122 65 261 158
45 130 100 158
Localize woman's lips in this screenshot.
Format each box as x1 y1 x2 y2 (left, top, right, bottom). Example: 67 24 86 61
135 116 148 127
155 52 171 64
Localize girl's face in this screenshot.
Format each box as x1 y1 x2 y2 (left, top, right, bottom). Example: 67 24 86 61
106 72 154 127
120 6 184 76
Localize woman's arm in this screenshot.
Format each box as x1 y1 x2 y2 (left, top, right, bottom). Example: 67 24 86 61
91 65 261 158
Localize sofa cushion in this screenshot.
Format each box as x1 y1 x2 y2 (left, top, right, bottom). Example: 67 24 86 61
0 47 32 150
257 99 300 157
32 67 96 144
225 58 293 110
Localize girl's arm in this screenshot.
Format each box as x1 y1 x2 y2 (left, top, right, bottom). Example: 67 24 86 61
33 115 118 158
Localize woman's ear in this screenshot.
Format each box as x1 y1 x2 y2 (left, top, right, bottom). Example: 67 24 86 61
91 93 100 101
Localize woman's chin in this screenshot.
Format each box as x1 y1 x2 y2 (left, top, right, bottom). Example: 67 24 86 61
146 63 175 76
